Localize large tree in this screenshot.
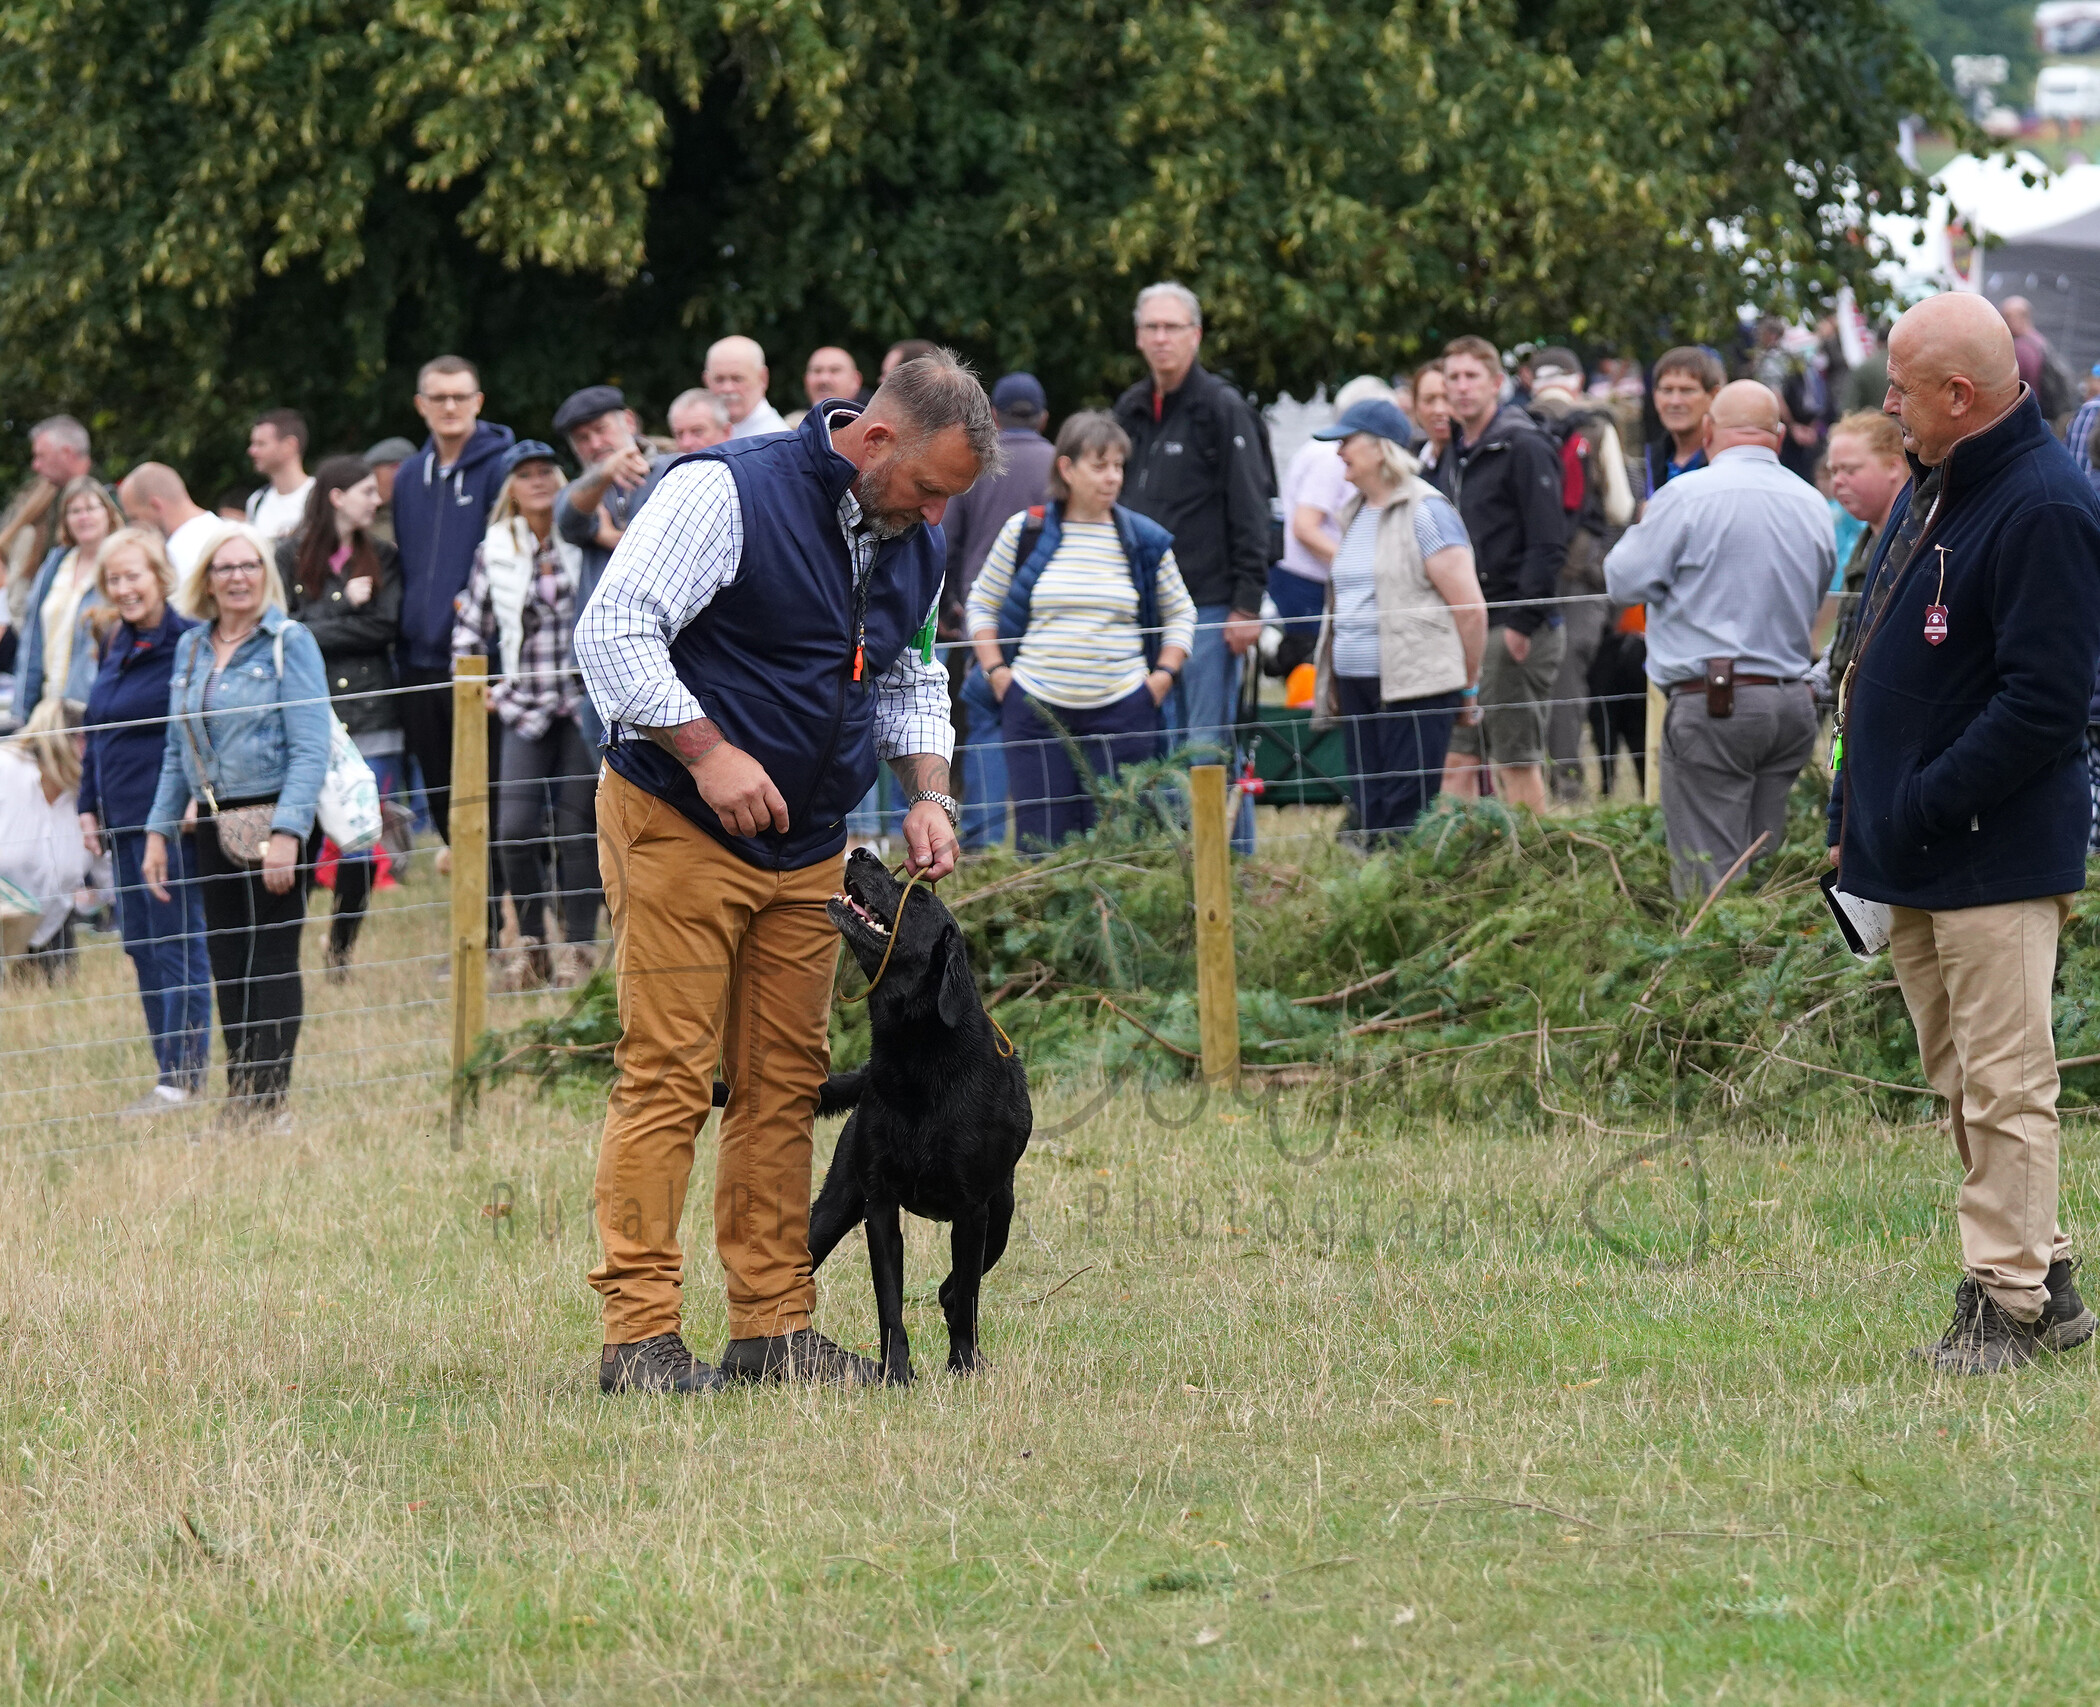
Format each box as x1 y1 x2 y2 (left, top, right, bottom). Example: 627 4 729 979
0 0 1957 489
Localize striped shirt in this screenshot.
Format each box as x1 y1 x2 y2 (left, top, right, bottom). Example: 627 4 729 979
964 512 1197 709
572 413 953 764
1330 491 1470 678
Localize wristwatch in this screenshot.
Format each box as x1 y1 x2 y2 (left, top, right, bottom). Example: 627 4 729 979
909 790 961 829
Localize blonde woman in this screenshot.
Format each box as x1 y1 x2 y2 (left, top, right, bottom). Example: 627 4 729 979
143 523 330 1122
11 476 123 721
78 527 211 1110
453 440 600 989
1310 398 1486 842
0 701 93 974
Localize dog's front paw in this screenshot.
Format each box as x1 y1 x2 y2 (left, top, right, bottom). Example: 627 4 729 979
946 1345 985 1376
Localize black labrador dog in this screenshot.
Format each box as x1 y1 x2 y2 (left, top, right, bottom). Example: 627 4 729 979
808 848 1031 1385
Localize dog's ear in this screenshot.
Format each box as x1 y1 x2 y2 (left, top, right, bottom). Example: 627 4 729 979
936 928 978 1029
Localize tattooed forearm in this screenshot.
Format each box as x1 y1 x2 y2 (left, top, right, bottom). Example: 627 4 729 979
888 753 950 796
646 718 727 766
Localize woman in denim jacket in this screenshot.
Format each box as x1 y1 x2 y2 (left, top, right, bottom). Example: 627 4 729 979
142 523 331 1123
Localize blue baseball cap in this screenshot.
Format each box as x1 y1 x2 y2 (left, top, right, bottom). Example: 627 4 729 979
1311 398 1415 450
992 372 1047 415
500 439 561 481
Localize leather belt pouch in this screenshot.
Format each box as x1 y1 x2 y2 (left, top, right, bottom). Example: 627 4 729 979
1705 656 1735 719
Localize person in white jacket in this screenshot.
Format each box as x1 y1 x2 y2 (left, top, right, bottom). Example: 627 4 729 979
452 442 600 990
0 700 94 972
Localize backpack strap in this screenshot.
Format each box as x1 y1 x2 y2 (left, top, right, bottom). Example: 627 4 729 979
1113 506 1164 670
996 505 1054 665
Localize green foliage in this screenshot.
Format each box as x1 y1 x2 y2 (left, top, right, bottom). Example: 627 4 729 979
1 0 1958 491
1890 0 2040 106
466 768 2100 1132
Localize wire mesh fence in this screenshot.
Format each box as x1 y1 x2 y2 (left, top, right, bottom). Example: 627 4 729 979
2 593 1694 1148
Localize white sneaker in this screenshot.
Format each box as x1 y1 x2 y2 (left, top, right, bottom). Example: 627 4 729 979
118 1084 194 1119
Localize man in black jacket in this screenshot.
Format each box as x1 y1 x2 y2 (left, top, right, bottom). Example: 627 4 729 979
1434 335 1568 813
1830 292 2100 1374
1114 282 1274 851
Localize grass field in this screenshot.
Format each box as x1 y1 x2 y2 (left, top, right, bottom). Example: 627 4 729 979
5 858 2100 1703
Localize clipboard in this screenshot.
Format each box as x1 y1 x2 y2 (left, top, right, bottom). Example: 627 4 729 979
1819 868 1891 960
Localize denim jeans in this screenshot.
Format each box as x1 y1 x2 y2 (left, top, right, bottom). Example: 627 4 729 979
958 662 1009 850
110 828 212 1092
1168 605 1255 854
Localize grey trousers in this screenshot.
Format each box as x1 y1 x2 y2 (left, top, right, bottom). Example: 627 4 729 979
1660 682 1818 898
1547 595 1610 798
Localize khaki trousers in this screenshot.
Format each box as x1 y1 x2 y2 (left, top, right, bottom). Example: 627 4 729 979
1887 895 2075 1322
587 767 842 1343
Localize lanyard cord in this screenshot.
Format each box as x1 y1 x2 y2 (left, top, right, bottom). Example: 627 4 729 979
836 864 1016 1058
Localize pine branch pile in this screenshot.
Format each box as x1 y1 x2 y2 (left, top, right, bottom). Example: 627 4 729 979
466 766 2100 1131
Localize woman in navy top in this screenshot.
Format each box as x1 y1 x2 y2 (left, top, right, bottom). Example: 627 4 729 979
78 527 211 1113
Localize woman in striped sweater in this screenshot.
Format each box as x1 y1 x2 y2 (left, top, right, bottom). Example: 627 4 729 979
965 412 1195 851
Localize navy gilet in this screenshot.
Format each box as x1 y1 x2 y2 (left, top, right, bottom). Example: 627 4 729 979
603 404 948 871
996 502 1174 670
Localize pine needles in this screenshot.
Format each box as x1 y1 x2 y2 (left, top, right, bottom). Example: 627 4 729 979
466 768 2100 1133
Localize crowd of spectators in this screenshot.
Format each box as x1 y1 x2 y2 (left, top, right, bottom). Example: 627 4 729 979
10 284 2100 1135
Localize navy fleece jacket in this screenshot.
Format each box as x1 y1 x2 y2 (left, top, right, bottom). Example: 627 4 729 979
1831 389 2100 909
391 421 515 671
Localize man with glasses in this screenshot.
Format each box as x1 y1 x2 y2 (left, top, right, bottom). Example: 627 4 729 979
391 354 515 844
1112 282 1275 852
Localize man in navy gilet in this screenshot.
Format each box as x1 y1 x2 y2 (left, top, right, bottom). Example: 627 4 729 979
575 352 1001 1394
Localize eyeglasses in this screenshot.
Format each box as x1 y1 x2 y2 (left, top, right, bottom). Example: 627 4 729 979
1137 320 1197 336
209 559 265 577
418 390 480 407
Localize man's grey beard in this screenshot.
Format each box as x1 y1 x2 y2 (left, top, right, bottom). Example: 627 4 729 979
853 462 917 540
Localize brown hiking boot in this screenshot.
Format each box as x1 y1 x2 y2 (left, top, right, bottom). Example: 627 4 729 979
1913 1277 2039 1375
498 935 549 993
719 1328 880 1387
550 943 599 990
600 1332 723 1395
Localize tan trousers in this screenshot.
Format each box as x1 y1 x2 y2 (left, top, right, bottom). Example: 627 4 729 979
1888 895 2075 1322
587 767 842 1343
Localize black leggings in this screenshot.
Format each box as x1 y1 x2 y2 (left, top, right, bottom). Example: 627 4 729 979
497 716 601 945
305 826 371 956
196 809 307 1107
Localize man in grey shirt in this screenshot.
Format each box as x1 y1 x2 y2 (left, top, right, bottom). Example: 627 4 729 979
1606 380 1833 895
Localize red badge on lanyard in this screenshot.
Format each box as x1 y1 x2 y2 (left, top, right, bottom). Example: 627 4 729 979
1923 545 1950 646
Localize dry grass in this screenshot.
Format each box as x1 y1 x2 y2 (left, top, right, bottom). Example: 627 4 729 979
4 871 2100 1703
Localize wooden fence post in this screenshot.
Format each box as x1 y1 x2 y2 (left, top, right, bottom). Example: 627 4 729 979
1644 680 1666 807
449 657 489 1148
1189 763 1239 1090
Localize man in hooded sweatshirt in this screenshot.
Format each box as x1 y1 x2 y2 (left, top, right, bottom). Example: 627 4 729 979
391 354 516 843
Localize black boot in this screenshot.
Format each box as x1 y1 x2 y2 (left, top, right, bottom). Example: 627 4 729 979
2039 1257 2098 1353
600 1332 722 1394
1913 1277 2040 1375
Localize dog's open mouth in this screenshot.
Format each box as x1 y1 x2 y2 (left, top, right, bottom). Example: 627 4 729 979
831 890 892 938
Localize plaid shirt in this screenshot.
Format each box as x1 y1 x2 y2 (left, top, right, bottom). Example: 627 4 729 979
452 528 583 739
2069 397 2100 497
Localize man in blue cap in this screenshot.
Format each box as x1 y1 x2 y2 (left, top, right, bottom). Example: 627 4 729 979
937 372 1056 848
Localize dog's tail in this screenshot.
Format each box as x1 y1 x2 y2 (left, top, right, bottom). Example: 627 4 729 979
816 1068 867 1116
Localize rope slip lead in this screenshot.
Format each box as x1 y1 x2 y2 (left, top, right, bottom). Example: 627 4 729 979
836 863 1017 1059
